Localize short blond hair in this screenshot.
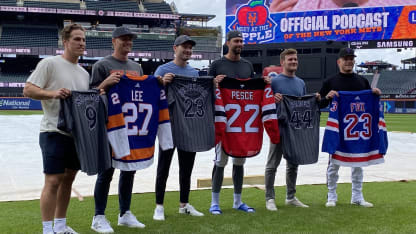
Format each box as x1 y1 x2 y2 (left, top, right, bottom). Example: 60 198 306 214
280 48 297 61
61 23 85 41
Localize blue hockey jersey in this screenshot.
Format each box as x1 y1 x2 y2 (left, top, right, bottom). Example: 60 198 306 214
107 74 173 171
322 90 388 167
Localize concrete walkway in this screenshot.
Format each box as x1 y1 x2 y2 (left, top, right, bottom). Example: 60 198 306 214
0 115 415 202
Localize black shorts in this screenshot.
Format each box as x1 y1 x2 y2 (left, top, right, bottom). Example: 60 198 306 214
39 132 80 174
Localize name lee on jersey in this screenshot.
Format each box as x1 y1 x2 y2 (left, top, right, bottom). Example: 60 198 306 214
132 90 144 102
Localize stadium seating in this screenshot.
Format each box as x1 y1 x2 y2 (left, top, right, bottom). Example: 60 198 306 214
0 0 17 6
142 1 172 13
23 1 81 9
0 73 29 83
0 25 58 47
192 36 220 52
132 39 172 51
86 36 173 51
0 87 24 97
376 70 416 94
363 74 373 85
85 0 139 12
85 36 112 50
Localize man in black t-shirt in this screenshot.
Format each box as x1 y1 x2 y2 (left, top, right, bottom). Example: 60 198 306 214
319 48 381 208
209 31 257 215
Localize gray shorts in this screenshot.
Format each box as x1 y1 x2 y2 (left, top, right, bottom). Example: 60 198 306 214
214 143 246 167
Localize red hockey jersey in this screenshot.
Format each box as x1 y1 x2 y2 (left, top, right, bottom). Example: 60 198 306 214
215 78 280 157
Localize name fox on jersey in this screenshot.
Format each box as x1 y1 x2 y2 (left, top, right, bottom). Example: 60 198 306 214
350 102 365 112
231 91 253 100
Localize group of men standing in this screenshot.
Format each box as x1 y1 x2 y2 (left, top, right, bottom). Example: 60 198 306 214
24 25 381 234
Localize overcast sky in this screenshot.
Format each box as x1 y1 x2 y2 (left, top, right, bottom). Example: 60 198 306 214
167 0 416 68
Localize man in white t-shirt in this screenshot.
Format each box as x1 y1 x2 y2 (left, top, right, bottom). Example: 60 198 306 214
23 24 89 234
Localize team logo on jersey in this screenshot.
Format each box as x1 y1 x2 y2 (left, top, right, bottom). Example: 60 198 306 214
74 93 100 130
354 96 361 101
75 93 100 107
228 0 277 44
178 83 208 118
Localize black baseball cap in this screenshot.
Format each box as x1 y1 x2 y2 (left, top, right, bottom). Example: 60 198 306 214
339 48 356 58
112 26 137 39
174 35 196 46
227 30 243 41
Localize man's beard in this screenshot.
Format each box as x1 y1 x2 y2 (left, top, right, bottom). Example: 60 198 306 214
232 47 242 55
179 54 190 61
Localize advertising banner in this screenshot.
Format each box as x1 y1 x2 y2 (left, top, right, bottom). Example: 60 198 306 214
0 98 42 110
226 0 416 45
0 5 180 19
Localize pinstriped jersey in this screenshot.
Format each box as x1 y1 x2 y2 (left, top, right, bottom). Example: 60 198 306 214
215 78 280 157
107 74 173 171
58 90 111 175
279 95 320 165
322 90 388 167
167 75 216 152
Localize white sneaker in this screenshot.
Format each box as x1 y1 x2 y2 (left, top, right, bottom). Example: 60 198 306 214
56 226 78 234
266 199 278 211
351 200 374 208
91 215 114 233
179 204 204 216
285 197 309 207
118 211 145 228
325 200 336 207
153 206 165 221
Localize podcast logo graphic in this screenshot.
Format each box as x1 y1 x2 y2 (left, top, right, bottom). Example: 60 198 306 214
228 0 277 44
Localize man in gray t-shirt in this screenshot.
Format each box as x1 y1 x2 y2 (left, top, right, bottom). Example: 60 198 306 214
90 27 145 233
265 48 321 211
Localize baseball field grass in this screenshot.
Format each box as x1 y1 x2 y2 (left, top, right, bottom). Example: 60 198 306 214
0 110 43 115
0 181 415 233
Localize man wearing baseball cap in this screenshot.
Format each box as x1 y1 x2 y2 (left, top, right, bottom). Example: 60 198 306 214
208 30 258 215
319 47 381 208
153 35 206 221
89 26 145 233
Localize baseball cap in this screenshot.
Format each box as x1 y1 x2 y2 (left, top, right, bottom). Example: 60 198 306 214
174 35 196 46
339 48 356 58
112 26 137 39
227 30 243 41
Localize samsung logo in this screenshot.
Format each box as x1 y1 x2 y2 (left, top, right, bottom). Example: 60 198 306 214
377 40 414 48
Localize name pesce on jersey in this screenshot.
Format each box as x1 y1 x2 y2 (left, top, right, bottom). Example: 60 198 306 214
232 91 253 100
